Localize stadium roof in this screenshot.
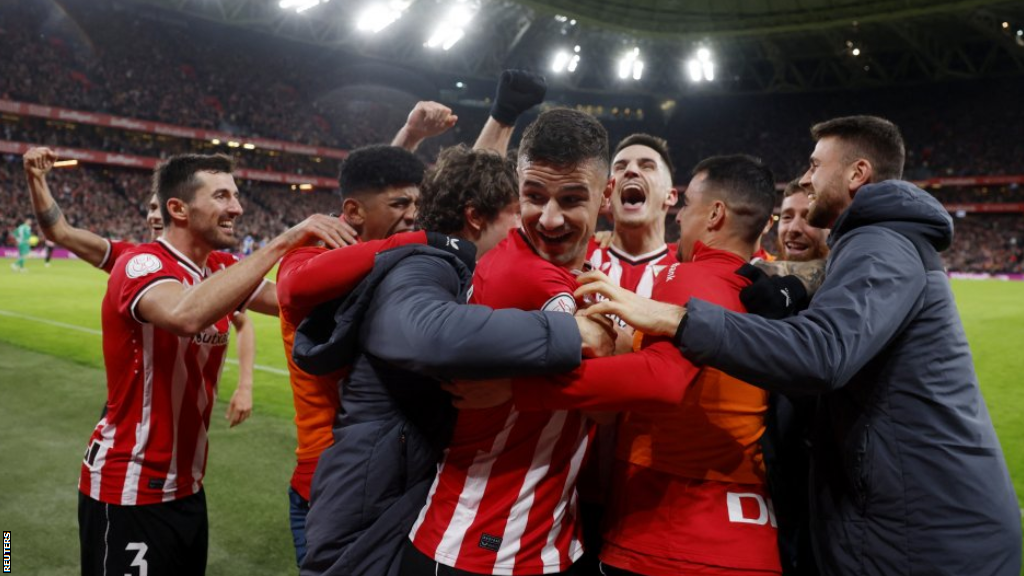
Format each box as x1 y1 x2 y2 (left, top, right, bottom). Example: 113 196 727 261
125 0 1024 95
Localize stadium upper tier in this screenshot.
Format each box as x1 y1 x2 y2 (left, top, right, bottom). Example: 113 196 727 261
3 0 1024 184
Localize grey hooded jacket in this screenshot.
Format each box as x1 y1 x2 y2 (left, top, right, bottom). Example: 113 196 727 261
679 180 1022 575
292 243 583 576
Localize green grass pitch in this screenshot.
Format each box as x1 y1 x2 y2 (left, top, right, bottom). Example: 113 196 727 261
1 256 1021 575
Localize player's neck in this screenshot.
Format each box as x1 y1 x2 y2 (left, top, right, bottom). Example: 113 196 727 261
701 234 753 262
612 222 666 257
163 229 213 270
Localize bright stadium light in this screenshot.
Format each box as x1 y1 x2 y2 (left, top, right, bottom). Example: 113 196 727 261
357 1 410 33
425 2 476 50
618 47 643 80
279 0 328 13
551 45 581 74
686 47 715 82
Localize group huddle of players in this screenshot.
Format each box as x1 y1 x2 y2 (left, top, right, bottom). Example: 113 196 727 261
21 69 1021 576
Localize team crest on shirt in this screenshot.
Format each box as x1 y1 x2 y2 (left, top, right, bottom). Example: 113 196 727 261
542 293 577 314
125 254 163 278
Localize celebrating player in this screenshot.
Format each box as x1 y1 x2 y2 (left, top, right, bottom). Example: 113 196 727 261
22 146 257 427
76 153 352 576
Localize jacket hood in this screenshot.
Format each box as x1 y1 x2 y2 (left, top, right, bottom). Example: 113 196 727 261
829 179 953 252
292 243 475 375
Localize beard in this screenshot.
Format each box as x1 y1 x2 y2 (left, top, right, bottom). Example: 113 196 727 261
200 224 238 250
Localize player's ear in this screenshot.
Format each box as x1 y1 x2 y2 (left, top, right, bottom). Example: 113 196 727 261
708 200 727 230
342 197 364 227
666 187 679 208
601 177 614 211
464 206 485 233
166 197 188 223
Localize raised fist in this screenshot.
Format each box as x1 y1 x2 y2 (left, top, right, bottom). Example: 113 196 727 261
404 101 458 140
490 69 547 126
23 147 57 177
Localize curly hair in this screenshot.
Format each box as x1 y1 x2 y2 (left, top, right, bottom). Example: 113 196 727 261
417 145 518 235
338 144 425 197
518 108 608 172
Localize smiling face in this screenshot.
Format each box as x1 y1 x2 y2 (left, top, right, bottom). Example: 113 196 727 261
800 136 855 229
185 171 243 250
519 158 610 269
778 190 829 261
146 193 164 240
610 144 677 230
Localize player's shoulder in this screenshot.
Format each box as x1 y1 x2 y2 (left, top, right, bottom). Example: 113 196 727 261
108 242 175 284
480 230 574 281
208 249 239 271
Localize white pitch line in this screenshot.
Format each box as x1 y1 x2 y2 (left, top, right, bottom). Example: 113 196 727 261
0 309 290 376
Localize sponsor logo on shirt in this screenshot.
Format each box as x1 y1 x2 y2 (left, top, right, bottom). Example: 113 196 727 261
125 254 163 278
193 329 229 346
478 533 503 552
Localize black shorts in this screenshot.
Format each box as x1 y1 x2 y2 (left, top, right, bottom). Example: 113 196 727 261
78 489 208 576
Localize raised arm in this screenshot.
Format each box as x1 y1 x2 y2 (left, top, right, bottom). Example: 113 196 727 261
23 147 109 267
391 101 457 152
473 69 546 154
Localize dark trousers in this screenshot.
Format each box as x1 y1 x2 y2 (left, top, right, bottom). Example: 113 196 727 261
289 486 311 568
79 489 208 576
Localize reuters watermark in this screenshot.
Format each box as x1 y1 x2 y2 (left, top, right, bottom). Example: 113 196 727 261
3 531 10 573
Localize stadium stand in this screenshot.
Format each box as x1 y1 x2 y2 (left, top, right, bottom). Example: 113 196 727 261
1 0 1021 274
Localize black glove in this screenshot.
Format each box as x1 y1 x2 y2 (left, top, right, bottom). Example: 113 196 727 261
736 264 809 319
489 69 547 126
426 231 477 271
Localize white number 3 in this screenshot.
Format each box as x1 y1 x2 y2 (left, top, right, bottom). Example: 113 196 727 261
125 542 148 576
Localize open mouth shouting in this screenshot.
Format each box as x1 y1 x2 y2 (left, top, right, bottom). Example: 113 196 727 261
619 181 648 213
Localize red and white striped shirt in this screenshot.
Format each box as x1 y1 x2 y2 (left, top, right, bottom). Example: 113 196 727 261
586 243 677 299
409 229 594 575
79 239 256 506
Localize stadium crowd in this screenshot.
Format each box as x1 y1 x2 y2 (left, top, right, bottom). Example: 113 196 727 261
4 155 1020 274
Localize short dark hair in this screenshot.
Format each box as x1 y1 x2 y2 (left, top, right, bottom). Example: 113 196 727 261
810 115 905 181
417 145 518 235
614 133 675 178
782 178 806 198
691 154 776 245
518 108 609 172
153 153 235 223
338 145 425 198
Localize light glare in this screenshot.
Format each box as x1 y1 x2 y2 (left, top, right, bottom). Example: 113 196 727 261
426 3 475 50
357 2 409 33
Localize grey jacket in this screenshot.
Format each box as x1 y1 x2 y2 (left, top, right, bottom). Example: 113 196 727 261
679 180 1022 576
293 243 582 576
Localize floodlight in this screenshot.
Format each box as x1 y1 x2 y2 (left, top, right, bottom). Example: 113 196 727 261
618 48 642 81
243 143 256 150
357 1 410 33
567 54 580 72
687 60 702 82
686 47 716 82
426 3 475 50
279 0 326 13
552 51 570 73
852 47 861 56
